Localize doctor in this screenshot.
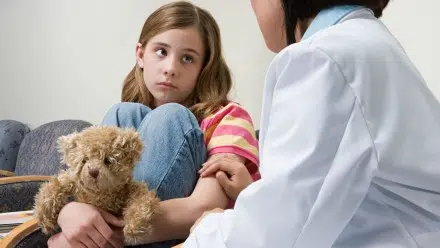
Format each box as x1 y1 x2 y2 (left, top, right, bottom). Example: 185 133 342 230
182 0 440 247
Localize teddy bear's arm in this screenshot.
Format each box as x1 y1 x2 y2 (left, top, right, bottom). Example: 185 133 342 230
123 182 160 245
34 173 76 234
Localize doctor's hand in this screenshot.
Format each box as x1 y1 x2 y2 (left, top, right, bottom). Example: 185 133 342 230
199 155 253 200
190 208 224 233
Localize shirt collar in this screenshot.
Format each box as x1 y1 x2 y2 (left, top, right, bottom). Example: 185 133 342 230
302 5 364 40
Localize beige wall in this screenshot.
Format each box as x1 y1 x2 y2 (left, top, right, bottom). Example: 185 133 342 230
0 0 438 129
381 0 440 100
0 0 273 128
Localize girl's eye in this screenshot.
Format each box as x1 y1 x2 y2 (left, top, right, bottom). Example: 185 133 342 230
182 55 193 64
155 48 167 57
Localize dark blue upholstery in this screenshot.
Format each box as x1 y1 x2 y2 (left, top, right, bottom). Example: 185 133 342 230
0 120 30 172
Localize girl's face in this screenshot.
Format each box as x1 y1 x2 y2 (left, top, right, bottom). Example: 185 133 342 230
136 27 205 107
250 0 286 52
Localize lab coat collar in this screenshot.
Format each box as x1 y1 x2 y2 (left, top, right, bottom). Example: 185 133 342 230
302 5 364 40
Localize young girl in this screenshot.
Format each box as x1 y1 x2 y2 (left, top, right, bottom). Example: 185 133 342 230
48 2 259 248
183 0 440 247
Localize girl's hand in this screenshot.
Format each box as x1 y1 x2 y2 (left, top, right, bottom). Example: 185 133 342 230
57 202 124 248
48 232 77 248
199 155 253 200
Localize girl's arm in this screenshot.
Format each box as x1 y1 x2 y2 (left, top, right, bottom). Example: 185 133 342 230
54 172 230 246
142 153 245 243
199 154 254 200
54 154 247 247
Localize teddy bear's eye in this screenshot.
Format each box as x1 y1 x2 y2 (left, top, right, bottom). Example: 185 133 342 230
82 158 87 164
104 157 111 165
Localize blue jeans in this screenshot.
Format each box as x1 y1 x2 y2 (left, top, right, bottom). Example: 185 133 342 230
102 102 206 248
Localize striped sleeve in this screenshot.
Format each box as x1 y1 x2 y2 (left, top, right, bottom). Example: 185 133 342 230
200 103 259 174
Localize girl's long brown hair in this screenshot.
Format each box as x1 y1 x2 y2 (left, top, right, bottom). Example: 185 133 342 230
122 1 232 120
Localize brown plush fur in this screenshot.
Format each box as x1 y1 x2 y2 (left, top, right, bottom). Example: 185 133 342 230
34 126 160 245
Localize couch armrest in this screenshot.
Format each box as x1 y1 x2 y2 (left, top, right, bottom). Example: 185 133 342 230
0 218 47 248
0 170 15 178
0 176 51 213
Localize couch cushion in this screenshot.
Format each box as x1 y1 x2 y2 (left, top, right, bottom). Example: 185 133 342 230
0 179 48 213
15 120 92 176
0 120 30 172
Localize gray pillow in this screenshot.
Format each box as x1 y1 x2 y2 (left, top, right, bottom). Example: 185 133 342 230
0 120 30 172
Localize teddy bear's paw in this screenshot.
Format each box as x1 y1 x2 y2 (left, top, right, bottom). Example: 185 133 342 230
123 223 153 245
38 219 58 235
34 208 58 235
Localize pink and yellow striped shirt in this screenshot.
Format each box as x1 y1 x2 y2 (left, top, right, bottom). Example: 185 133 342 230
200 102 259 179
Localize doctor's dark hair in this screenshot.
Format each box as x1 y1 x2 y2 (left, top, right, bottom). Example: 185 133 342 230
281 0 390 44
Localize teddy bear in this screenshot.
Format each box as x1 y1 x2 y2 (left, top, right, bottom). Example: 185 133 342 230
34 126 160 245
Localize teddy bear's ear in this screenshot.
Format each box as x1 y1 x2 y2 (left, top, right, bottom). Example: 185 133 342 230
57 132 79 163
113 128 143 164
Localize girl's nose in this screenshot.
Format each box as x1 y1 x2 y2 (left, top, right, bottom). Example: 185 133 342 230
163 58 178 77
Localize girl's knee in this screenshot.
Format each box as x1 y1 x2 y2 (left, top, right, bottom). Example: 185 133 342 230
105 102 151 120
102 102 151 127
109 102 148 114
154 103 197 124
139 103 201 137
155 103 188 115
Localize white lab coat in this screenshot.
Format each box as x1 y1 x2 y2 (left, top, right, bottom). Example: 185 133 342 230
183 8 440 248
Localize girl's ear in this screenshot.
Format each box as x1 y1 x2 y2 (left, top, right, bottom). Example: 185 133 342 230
136 43 145 68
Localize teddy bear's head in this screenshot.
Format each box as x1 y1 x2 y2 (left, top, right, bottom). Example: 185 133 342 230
57 126 143 194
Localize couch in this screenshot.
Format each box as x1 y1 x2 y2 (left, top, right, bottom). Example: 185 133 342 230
0 119 259 247
0 119 92 213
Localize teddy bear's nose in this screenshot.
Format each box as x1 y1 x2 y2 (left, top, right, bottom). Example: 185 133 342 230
89 168 100 178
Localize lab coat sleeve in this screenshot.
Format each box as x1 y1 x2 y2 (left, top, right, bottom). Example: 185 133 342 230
183 46 379 248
